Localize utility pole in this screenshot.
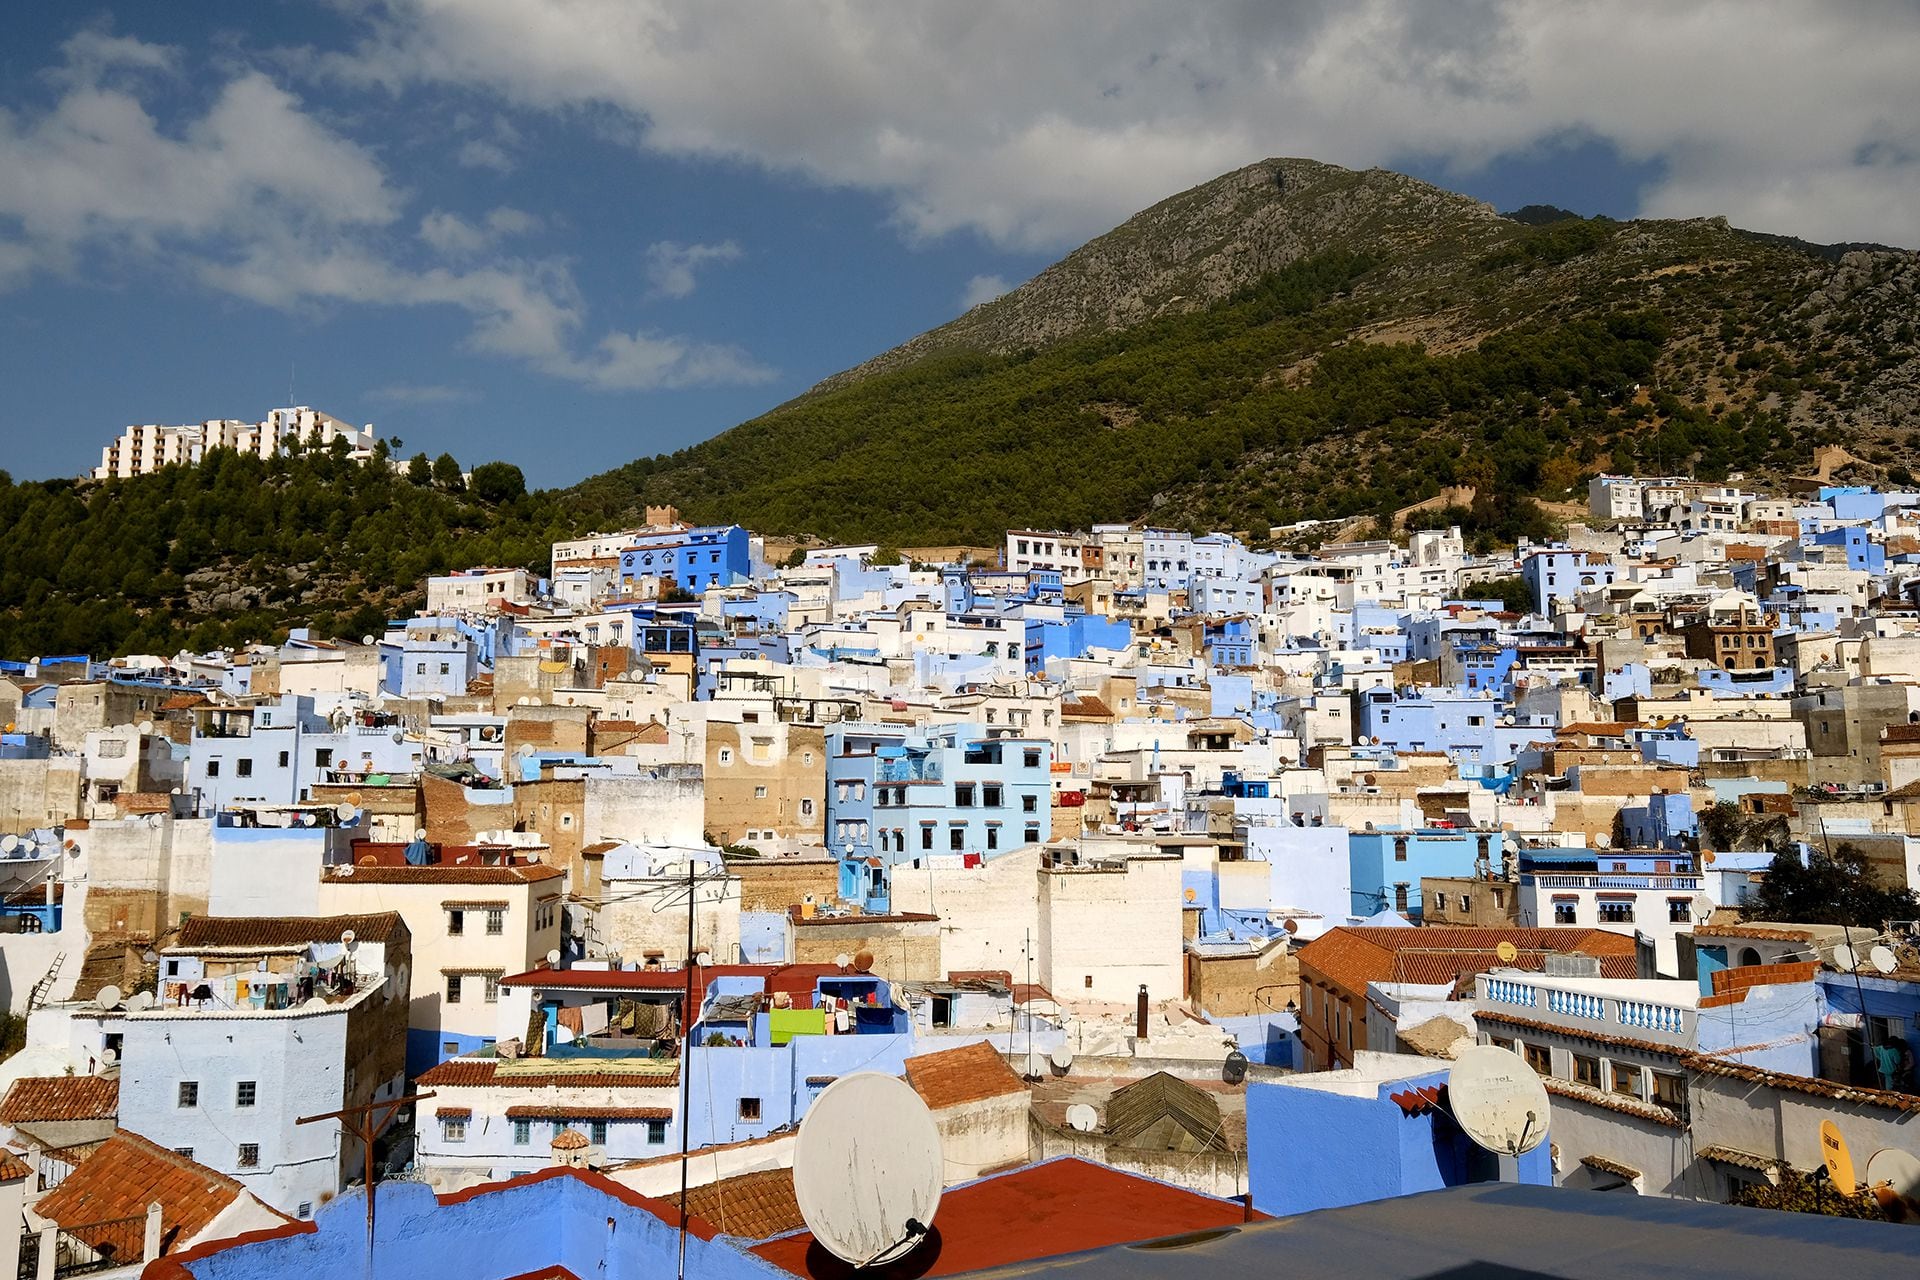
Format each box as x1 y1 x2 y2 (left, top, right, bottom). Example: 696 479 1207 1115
676 850 697 1280
295 1090 434 1251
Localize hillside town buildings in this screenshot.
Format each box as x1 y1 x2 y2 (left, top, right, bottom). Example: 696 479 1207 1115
2 476 1919 1272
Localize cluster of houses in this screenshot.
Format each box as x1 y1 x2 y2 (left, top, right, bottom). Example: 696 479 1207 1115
1 475 1919 1275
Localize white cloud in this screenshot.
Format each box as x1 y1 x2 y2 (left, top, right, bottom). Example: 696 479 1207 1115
418 206 542 255
0 39 770 394
644 240 742 299
317 0 1920 248
959 273 1010 311
457 138 513 171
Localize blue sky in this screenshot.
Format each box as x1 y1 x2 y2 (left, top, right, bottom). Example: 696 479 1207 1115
3 4 1914 487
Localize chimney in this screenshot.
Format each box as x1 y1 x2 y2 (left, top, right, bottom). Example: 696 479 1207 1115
1135 984 1149 1039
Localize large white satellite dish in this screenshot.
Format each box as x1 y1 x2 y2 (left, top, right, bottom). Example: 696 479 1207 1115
96 985 124 1011
1447 1045 1550 1157
126 991 154 1012
0 835 15 854
1832 945 1860 972
1065 1103 1098 1133
1049 1044 1074 1072
1865 1147 1920 1223
793 1073 942 1267
1869 945 1898 975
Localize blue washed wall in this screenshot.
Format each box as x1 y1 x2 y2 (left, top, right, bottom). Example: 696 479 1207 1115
738 912 787 964
174 1172 781 1280
1211 1013 1299 1068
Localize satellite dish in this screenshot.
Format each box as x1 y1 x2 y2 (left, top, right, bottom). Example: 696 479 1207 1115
1870 945 1898 975
137 720 154 736
392 730 405 744
1183 888 1197 903
96 985 124 1011
853 950 875 973
1832 945 1860 972
1282 918 1299 935
1495 941 1519 964
1446 1045 1550 1156
413 828 428 842
1223 1050 1249 1085
340 929 357 947
335 802 357 822
126 991 154 1012
1049 1045 1074 1072
545 949 561 966
98 1049 117 1067
1702 850 1716 865
793 1074 942 1267
1865 1148 1920 1222
0 835 15 854
695 950 713 967
834 953 852 970
1065 1103 1099 1133
362 635 376 647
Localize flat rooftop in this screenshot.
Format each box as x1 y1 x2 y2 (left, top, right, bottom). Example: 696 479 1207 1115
966 1181 1919 1278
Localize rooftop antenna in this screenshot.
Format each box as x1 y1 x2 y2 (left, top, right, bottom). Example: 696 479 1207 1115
792 1073 942 1267
1445 1044 1551 1157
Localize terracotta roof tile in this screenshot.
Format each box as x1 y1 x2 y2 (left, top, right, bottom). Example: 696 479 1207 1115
415 1060 680 1090
672 1168 805 1241
1684 1053 1920 1112
551 1129 590 1151
170 912 404 950
0 1150 29 1181
1539 1078 1684 1129
505 1106 672 1120
35 1130 286 1254
1297 926 1637 993
1692 923 1816 942
904 1040 1027 1110
0 1076 118 1124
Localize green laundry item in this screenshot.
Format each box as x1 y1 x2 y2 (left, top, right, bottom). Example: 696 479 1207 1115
769 1007 827 1045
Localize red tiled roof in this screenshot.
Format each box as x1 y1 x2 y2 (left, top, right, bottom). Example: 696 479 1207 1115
505 1105 672 1120
0 1150 30 1181
672 1168 805 1241
0 1075 118 1124
171 912 404 949
904 1041 1026 1111
35 1130 288 1254
415 1060 680 1090
1685 1053 1920 1112
1297 926 1638 994
1691 923 1817 942
1700 961 1817 1007
750 1156 1257 1277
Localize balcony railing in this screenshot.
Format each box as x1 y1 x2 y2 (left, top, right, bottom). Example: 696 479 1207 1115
1528 874 1702 891
1483 978 1537 1008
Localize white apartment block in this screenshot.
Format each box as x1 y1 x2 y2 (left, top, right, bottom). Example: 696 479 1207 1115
94 406 377 479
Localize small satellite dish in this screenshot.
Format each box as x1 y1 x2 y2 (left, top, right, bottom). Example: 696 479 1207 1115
1495 941 1520 964
1865 1147 1920 1222
362 635 376 647
1701 850 1716 865
137 720 154 736
1223 1050 1249 1085
793 1074 942 1267
126 991 154 1012
695 950 713 967
96 985 124 1011
98 1049 117 1067
1870 945 1898 975
834 953 852 970
1282 918 1299 935
1065 1103 1099 1133
392 730 405 744
1183 887 1197 904
340 929 357 948
335 802 356 822
1446 1045 1550 1157
1832 945 1860 972
0 835 15 854
413 828 428 842
545 948 561 966
853 949 875 973
1049 1045 1073 1072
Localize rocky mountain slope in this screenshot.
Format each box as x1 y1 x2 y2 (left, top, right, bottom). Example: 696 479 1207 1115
576 157 1920 545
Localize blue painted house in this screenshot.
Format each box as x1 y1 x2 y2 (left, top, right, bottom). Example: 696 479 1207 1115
1349 827 1503 918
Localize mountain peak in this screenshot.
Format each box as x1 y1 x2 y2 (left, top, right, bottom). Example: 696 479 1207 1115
814 158 1503 391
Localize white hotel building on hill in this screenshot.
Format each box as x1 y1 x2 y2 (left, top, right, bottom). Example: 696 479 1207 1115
93 406 378 479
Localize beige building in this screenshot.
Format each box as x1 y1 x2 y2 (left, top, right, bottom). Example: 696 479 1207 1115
702 705 825 852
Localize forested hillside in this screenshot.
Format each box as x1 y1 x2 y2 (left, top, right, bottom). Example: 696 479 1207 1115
0 449 589 658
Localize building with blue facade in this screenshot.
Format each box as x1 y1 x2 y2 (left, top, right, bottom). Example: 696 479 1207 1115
1349 826 1503 918
825 724 1052 910
1521 546 1616 615
618 524 750 597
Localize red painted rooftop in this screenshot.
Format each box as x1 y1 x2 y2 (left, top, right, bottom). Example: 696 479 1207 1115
749 1157 1256 1278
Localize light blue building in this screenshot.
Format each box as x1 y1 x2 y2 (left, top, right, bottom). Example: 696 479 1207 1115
1521 546 1616 615
1349 826 1503 918
187 696 420 814
825 724 1052 910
